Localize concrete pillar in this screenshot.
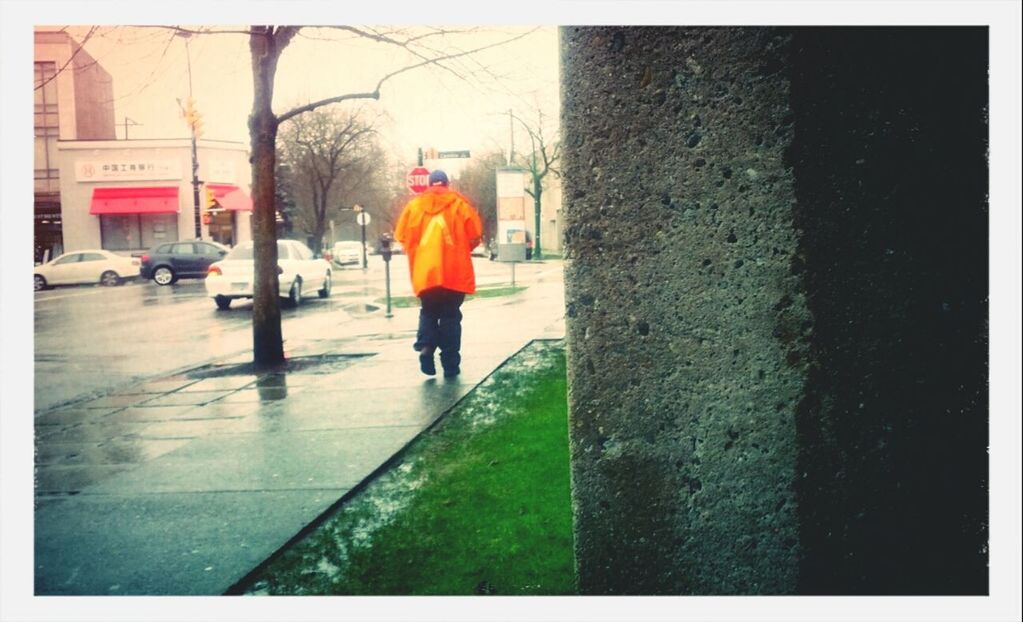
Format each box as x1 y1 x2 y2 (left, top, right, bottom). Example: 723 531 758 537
561 27 807 594
560 26 988 595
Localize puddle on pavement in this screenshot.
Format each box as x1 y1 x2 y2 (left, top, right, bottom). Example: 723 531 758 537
366 331 416 341
342 303 381 316
185 353 373 381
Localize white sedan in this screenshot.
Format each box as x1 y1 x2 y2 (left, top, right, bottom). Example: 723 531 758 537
331 240 364 266
34 249 140 291
205 239 332 310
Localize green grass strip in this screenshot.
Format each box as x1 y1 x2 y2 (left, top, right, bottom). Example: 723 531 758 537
247 341 575 596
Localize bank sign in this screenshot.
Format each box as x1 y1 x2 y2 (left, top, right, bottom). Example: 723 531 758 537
75 159 183 182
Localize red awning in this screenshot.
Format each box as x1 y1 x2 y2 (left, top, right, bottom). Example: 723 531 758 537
89 187 179 215
207 184 253 211
206 183 238 201
221 189 253 212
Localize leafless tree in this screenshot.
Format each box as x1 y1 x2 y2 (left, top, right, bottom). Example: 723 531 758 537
510 108 560 260
278 106 382 254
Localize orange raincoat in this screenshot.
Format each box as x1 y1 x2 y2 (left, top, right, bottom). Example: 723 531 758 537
394 185 483 296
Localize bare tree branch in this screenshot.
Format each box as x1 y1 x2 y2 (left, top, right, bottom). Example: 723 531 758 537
34 26 100 91
278 91 382 124
276 28 537 125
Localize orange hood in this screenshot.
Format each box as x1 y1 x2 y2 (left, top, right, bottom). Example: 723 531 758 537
418 186 463 215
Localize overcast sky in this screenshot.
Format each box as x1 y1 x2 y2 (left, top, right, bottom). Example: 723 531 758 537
60 24 560 168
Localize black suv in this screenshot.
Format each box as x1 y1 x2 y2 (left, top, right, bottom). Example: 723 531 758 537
140 241 229 285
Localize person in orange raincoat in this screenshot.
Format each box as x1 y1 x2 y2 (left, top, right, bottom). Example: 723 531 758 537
394 169 483 377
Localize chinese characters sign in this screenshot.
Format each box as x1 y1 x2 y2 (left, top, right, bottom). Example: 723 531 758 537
75 159 183 182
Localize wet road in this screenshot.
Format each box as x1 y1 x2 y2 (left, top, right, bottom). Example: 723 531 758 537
33 255 561 413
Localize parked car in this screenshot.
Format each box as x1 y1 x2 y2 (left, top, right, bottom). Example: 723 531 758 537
332 240 364 266
204 239 332 310
140 240 229 286
34 249 140 291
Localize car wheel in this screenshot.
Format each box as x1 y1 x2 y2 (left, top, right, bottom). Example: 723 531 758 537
287 277 303 307
214 295 232 310
318 272 331 298
34 275 47 291
153 266 176 286
100 271 121 287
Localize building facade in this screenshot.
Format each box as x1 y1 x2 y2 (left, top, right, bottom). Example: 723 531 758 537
57 139 252 254
34 29 116 262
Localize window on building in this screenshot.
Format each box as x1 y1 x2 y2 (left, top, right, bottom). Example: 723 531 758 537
34 62 60 195
99 213 179 251
100 215 141 251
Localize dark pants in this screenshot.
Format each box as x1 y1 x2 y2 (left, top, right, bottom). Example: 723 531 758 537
414 287 466 372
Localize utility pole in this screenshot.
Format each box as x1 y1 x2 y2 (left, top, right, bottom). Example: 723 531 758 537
122 117 140 140
508 109 543 260
176 31 202 240
508 108 515 165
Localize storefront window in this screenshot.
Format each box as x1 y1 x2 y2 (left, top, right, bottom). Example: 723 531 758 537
209 211 235 247
100 213 178 251
142 213 178 248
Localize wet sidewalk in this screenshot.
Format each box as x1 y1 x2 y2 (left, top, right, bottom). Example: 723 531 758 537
33 274 566 595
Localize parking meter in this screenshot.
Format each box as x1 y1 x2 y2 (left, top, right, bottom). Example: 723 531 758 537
379 233 394 263
380 233 395 318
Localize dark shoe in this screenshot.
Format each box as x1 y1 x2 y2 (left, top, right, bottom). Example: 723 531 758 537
443 366 460 378
419 353 437 376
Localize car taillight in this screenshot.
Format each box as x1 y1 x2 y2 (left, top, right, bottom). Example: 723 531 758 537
208 265 222 276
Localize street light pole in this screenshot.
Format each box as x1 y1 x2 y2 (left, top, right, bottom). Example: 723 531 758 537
508 108 515 164
177 31 202 240
508 110 543 260
190 126 201 240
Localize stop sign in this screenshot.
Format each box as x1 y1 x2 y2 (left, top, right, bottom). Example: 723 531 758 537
407 166 430 194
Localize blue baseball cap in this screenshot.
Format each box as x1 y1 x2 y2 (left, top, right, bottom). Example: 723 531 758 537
428 170 449 186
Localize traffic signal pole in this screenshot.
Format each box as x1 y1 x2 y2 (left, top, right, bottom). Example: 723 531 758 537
177 32 202 240
191 133 201 239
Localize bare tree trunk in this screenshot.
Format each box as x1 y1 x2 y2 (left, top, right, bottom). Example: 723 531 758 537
249 28 285 367
533 179 543 259
312 215 328 254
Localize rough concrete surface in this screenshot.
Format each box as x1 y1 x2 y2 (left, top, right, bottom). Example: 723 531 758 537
561 27 807 594
560 26 988 595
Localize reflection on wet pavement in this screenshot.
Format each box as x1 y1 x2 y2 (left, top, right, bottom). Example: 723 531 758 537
34 354 373 495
